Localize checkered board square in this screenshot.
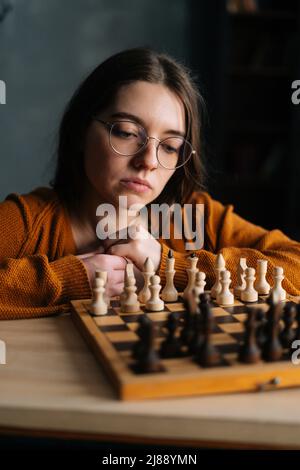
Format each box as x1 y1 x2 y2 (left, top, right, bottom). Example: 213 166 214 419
71 292 300 401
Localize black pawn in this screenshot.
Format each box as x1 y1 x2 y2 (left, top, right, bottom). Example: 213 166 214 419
256 308 267 348
239 308 261 364
160 312 183 358
194 296 221 367
132 315 151 360
134 319 165 373
262 295 283 362
280 303 296 348
180 295 197 347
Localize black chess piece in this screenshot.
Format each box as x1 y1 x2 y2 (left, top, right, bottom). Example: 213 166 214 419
280 303 296 348
255 308 267 348
239 308 261 364
160 312 183 358
132 315 151 360
134 318 165 374
194 296 221 367
262 294 283 362
180 294 198 347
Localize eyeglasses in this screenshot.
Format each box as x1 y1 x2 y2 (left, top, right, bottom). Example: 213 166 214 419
94 118 195 170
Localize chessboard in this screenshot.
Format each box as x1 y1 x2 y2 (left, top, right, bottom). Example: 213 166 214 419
70 292 300 401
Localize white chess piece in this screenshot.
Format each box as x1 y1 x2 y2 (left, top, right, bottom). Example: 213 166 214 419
254 259 270 295
95 269 110 306
234 258 248 298
120 263 135 305
138 257 155 303
211 253 226 299
145 275 164 311
183 254 199 299
161 250 178 302
121 276 140 313
216 269 234 306
270 266 286 301
241 267 258 302
193 271 206 302
91 278 108 316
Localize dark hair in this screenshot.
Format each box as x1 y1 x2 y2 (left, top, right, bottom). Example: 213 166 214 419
51 47 207 210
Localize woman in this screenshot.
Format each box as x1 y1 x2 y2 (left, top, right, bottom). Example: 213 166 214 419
1 47 299 320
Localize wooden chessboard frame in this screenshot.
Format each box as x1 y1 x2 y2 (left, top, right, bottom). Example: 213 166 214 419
70 293 300 401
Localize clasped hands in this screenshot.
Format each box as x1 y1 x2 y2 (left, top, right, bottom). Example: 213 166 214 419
77 224 162 297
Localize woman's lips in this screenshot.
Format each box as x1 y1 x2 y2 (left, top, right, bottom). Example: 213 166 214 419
120 180 151 193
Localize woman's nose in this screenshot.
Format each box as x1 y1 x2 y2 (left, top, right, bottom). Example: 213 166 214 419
131 139 159 170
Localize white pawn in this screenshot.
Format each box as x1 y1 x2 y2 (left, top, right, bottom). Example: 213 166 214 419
95 269 110 306
234 258 248 299
91 278 108 316
183 254 199 299
193 271 206 302
121 276 140 313
216 270 234 306
254 259 270 295
138 257 155 303
145 275 164 312
270 266 286 301
241 267 258 303
211 253 226 299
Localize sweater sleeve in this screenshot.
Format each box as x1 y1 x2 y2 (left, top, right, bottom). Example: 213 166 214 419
0 194 91 320
158 192 300 296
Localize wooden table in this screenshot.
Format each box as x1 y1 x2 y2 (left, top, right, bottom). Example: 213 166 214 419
0 313 300 449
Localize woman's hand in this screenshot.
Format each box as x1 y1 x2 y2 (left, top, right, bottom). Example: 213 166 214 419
76 251 127 297
103 224 162 273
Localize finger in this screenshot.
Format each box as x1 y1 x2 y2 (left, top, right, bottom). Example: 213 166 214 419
93 254 128 270
106 243 132 259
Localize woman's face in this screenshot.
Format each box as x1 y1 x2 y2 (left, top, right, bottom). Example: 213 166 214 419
83 81 186 209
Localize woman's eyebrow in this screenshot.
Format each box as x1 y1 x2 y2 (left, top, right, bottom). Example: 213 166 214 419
109 112 186 137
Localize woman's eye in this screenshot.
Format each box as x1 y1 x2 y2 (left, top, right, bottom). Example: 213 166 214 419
163 144 177 154
115 130 136 138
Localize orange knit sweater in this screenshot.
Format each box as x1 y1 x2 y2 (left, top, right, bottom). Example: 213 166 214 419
0 187 300 320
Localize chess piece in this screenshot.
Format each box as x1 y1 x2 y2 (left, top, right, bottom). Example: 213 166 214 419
132 315 152 360
255 308 267 348
280 303 296 348
262 292 283 361
193 271 206 302
211 253 226 299
239 308 261 363
270 266 286 302
120 262 135 305
159 312 183 358
234 258 248 299
241 267 258 303
183 252 199 299
138 257 155 304
161 250 178 302
145 275 165 311
194 296 221 367
95 269 110 306
91 278 108 316
121 276 140 313
180 295 197 348
133 319 165 373
216 269 234 306
254 259 270 295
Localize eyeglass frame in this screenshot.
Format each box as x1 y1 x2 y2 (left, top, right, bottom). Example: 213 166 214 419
93 117 196 170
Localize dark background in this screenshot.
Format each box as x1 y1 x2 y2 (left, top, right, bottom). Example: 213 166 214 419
0 0 299 238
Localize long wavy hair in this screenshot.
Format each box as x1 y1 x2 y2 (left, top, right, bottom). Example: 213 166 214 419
51 47 207 210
